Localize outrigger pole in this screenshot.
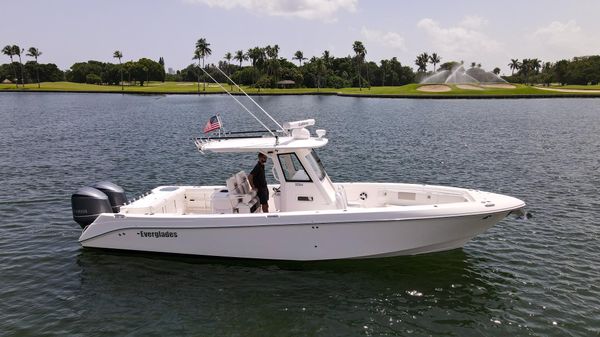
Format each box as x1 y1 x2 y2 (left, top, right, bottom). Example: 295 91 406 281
213 67 287 135
199 67 276 136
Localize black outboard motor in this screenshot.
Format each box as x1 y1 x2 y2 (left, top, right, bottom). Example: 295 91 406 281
91 181 127 213
71 187 113 228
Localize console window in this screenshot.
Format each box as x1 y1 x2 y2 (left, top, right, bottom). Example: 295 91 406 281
278 153 311 182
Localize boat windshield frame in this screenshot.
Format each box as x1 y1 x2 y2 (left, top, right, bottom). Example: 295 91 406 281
305 150 327 181
277 152 313 183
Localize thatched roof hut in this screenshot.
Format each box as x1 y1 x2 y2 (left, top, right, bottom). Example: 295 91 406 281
277 80 295 88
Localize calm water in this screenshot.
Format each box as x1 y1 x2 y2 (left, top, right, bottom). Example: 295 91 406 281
1 93 599 336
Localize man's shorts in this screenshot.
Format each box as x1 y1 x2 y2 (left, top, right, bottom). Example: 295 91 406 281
258 188 269 205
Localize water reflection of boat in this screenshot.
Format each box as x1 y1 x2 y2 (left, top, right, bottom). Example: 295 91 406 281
76 248 500 299
75 248 505 336
71 69 526 261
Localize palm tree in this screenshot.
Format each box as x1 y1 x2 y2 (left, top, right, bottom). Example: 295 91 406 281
12 45 25 87
322 50 332 68
293 50 306 66
2 45 18 88
192 49 202 93
224 52 232 75
493 67 501 75
521 58 541 84
247 47 257 69
158 57 165 82
508 59 520 75
415 53 429 73
541 62 554 86
542 61 553 78
470 62 476 68
246 47 265 86
380 59 389 86
429 53 441 72
314 58 327 92
531 58 542 74
26 47 43 88
234 50 247 67
193 38 212 91
264 45 273 60
223 52 233 90
247 47 266 72
520 59 532 84
264 45 280 76
113 50 123 90
352 41 366 90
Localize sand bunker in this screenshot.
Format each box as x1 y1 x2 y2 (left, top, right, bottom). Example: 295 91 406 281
417 85 451 92
480 84 516 89
456 84 483 90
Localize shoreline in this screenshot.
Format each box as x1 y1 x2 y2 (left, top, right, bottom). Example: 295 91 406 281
2 88 600 99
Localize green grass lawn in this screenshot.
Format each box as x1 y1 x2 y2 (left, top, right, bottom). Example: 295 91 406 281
2 81 599 96
0 81 231 93
0 81 337 94
337 84 595 96
548 84 600 90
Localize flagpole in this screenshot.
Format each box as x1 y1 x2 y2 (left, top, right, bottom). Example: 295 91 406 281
217 114 223 137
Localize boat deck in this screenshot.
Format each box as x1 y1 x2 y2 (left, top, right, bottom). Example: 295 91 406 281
118 183 480 216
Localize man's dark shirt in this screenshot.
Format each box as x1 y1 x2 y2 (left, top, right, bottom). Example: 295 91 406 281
250 162 267 190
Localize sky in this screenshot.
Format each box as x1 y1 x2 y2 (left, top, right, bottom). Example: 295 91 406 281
3 0 600 75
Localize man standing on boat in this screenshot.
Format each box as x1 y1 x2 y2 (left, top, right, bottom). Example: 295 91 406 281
249 153 269 213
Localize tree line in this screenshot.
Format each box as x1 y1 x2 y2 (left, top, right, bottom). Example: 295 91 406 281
66 56 165 87
1 45 62 88
3 39 600 88
505 56 600 86
1 39 415 89
1 44 166 87
178 38 415 91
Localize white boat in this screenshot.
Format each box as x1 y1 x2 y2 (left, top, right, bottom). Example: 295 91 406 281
71 69 527 261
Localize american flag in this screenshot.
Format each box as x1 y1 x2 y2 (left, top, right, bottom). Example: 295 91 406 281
203 115 222 133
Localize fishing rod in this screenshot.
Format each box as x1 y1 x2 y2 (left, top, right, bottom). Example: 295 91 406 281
199 67 275 136
214 66 288 135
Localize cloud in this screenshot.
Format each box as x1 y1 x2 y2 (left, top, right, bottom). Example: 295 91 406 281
417 17 502 57
530 20 594 58
459 15 488 29
187 0 357 22
534 20 581 36
360 27 406 51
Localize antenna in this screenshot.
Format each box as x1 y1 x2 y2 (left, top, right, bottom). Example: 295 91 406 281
214 66 288 135
199 67 275 136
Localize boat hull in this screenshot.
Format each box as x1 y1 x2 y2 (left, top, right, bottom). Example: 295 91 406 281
79 209 513 261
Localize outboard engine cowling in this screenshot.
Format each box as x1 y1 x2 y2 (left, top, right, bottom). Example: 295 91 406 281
71 187 113 228
91 181 127 213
